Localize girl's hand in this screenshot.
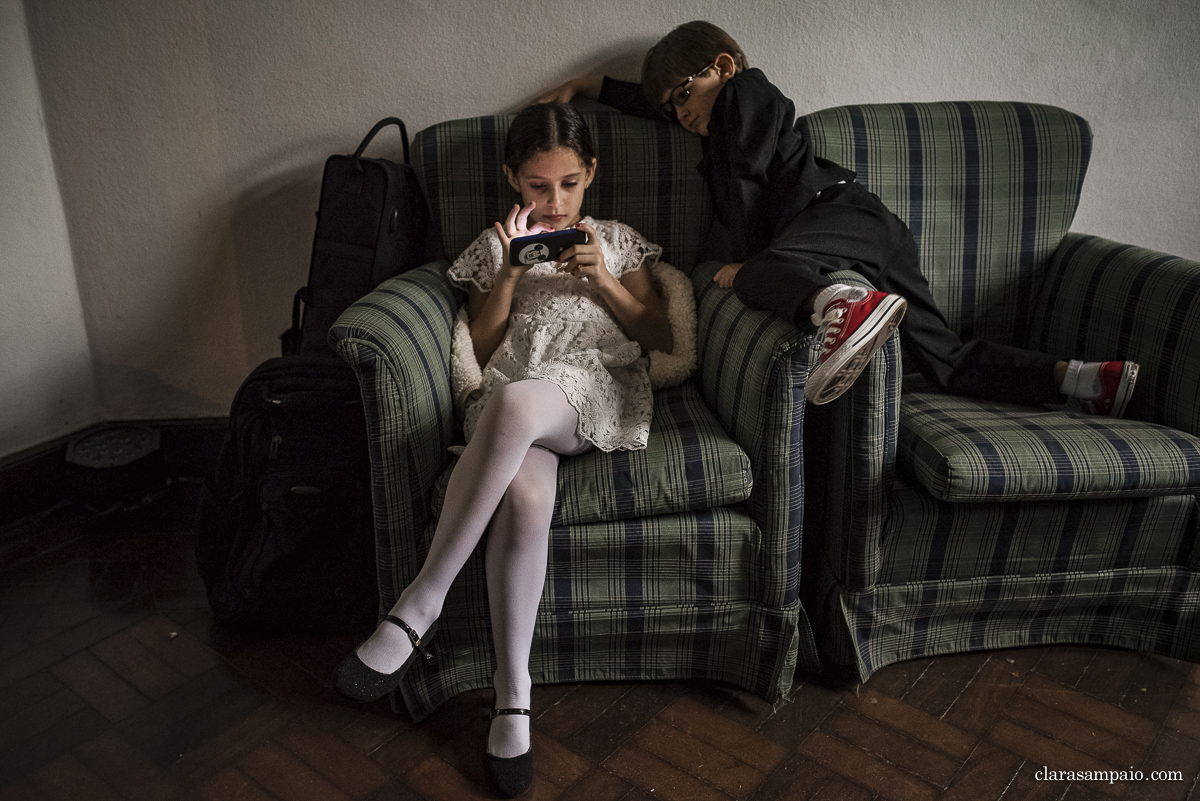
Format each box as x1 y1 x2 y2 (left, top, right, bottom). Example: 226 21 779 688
714 262 744 289
558 223 614 289
493 203 554 276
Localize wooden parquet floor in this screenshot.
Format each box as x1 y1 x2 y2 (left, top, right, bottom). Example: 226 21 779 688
1 495 1198 801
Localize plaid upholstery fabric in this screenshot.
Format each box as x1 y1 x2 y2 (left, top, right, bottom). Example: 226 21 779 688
1031 233 1200 437
430 383 753 528
829 563 1200 679
333 115 817 720
879 477 1200 583
799 102 1200 681
814 470 1200 673
800 102 1090 346
690 261 813 610
399 508 807 718
331 264 459 608
412 113 711 272
899 392 1200 502
803 332 903 593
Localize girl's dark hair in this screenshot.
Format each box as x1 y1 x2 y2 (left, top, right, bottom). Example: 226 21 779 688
503 102 597 174
641 21 749 107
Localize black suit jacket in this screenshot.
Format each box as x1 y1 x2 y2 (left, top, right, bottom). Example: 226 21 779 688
598 69 854 261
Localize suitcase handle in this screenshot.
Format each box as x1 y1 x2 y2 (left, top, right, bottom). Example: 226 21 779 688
353 117 410 165
281 287 311 356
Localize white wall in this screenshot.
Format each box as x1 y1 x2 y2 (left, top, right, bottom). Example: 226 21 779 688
8 0 1199 457
0 0 98 457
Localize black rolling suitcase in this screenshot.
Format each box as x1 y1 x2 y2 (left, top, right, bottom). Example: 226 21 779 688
196 117 430 631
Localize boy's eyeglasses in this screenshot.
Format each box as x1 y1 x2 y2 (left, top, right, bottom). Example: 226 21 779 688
660 62 716 120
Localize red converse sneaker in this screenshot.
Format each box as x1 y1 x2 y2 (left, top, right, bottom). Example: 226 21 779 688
805 289 907 405
1077 361 1139 418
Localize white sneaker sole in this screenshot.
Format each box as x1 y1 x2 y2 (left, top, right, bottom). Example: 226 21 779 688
805 296 908 405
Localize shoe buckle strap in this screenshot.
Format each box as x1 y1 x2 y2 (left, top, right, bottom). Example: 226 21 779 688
489 707 532 719
383 615 422 649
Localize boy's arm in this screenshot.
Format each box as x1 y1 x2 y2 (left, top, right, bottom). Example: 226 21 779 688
531 76 660 120
596 77 661 120
533 76 601 105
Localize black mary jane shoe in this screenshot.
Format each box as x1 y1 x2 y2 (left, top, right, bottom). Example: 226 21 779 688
484 707 533 798
333 616 437 702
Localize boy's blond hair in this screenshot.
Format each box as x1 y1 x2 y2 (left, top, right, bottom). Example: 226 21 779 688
641 21 750 107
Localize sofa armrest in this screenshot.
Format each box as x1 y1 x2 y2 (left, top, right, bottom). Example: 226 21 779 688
803 334 903 593
1034 233 1200 437
330 262 459 604
692 262 903 596
690 262 810 608
759 268 900 595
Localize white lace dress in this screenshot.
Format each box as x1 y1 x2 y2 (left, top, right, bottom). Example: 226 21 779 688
447 217 662 452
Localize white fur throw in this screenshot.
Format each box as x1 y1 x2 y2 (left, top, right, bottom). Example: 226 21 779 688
645 261 698 390
450 306 484 415
450 261 698 415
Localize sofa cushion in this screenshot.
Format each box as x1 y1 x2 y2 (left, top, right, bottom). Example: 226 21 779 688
432 382 753 527
899 391 1200 502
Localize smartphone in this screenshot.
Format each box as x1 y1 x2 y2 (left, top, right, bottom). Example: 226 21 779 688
508 228 588 266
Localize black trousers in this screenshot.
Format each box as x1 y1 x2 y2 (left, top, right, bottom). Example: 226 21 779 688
729 182 1063 405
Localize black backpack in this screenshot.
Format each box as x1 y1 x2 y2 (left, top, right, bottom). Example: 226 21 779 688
195 356 376 630
195 117 430 631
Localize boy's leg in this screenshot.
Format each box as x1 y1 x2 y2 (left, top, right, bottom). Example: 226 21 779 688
731 187 908 403
831 229 1134 410
876 232 1064 405
882 246 1136 411
730 245 834 325
737 183 1064 404
732 182 904 323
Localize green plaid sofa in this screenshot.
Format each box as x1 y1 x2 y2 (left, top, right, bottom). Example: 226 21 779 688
330 112 819 719
796 102 1200 682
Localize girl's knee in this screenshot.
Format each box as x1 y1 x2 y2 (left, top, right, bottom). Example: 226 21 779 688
481 381 543 429
491 448 559 540
486 380 575 442
500 457 557 519
475 379 583 456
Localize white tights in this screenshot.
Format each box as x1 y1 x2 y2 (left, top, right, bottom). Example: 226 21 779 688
354 379 588 758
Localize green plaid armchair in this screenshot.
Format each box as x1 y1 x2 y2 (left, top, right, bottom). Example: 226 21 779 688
330 113 818 719
797 102 1200 681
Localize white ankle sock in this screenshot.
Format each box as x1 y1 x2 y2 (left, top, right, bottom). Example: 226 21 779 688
811 284 866 317
1059 360 1104 399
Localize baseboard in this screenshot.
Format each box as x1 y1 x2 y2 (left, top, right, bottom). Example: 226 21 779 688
0 418 228 535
